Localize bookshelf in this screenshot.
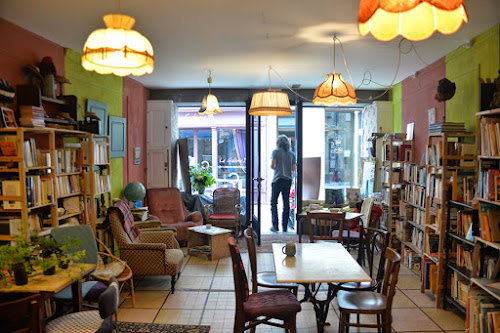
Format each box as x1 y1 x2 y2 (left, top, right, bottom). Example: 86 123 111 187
423 132 477 308
381 136 413 247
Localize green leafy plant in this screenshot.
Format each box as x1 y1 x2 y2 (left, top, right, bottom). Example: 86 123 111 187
38 253 58 274
35 236 63 257
0 236 34 286
189 165 216 194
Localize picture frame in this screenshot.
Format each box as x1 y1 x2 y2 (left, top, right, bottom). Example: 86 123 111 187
1 107 17 128
109 116 126 158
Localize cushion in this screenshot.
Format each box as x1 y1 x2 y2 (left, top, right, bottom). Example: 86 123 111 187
45 310 103 333
209 213 236 220
92 256 127 281
243 289 301 318
332 230 360 239
111 201 141 242
54 281 106 302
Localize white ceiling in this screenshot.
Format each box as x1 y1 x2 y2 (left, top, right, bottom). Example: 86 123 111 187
1 0 500 91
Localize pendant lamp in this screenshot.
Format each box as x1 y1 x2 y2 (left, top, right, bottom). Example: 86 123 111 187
82 1 154 77
358 0 468 42
249 66 292 116
199 72 222 115
313 37 357 107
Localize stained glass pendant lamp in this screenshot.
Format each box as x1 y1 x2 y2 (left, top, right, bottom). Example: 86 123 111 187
358 0 468 42
199 72 222 115
249 67 292 116
313 37 357 106
82 1 154 77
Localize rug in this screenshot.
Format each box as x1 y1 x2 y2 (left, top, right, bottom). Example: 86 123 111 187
115 321 210 332
237 233 306 253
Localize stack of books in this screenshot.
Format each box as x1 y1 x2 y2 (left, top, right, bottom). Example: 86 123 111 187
19 105 46 127
429 122 465 133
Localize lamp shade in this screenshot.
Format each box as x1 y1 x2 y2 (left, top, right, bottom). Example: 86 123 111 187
313 73 357 106
249 91 292 116
82 14 154 76
358 0 468 41
198 94 222 115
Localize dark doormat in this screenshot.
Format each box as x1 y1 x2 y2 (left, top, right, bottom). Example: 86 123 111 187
115 321 210 332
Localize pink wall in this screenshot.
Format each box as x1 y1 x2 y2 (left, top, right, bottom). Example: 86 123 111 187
401 58 446 163
123 77 149 187
0 18 65 106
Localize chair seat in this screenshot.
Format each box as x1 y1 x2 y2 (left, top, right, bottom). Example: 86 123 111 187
45 310 104 333
244 289 301 319
53 281 106 302
256 272 298 290
337 290 387 312
336 280 378 291
332 230 360 239
209 213 237 220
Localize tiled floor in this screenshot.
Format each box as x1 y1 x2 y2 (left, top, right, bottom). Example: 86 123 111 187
116 251 466 332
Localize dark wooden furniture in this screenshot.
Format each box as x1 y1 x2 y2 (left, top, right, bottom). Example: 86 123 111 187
307 211 346 243
204 187 242 237
0 293 43 333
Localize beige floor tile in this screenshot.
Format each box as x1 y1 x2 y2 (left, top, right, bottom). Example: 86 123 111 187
176 276 213 290
396 274 422 290
135 275 172 291
155 309 203 325
201 309 236 332
422 307 465 331
401 289 436 308
182 264 217 276
187 256 219 265
205 291 236 310
218 257 232 266
120 291 169 309
162 291 208 309
211 276 235 290
399 264 418 276
116 308 158 323
392 290 417 308
215 264 233 276
391 308 441 332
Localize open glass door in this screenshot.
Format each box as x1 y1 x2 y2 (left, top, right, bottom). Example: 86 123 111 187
246 108 262 244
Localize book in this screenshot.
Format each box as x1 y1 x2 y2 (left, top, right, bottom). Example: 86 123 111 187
2 180 22 209
0 135 17 156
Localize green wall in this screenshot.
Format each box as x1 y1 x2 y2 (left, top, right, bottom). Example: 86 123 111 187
391 83 402 133
445 24 499 132
64 48 123 199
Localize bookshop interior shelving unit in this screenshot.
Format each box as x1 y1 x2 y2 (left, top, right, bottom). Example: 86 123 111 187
423 132 477 308
381 137 413 246
0 128 110 244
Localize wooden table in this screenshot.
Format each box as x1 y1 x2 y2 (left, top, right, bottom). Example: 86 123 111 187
0 264 95 314
187 225 232 260
297 211 363 243
273 242 371 333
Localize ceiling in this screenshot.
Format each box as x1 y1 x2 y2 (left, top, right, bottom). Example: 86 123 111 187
1 0 500 91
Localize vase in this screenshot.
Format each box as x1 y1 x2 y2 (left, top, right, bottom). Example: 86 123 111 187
194 183 205 195
13 263 28 286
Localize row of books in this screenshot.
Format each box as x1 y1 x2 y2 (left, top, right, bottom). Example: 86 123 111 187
383 143 412 162
426 141 475 167
426 173 443 202
450 271 470 308
450 210 474 239
381 187 401 205
382 168 403 184
55 174 81 198
467 286 500 333
404 183 426 208
86 173 112 195
404 206 425 226
403 164 426 186
55 148 82 174
410 227 424 250
478 168 500 202
479 117 500 156
455 243 474 272
478 202 500 242
19 105 46 127
422 258 438 294
23 138 50 168
429 122 465 133
402 247 421 271
82 141 109 165
26 175 53 208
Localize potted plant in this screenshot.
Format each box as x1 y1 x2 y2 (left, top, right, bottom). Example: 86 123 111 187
38 253 58 275
189 165 216 194
0 237 33 286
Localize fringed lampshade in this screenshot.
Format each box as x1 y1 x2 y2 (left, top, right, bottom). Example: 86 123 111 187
313 73 357 106
198 94 222 115
82 14 154 76
249 91 292 116
358 0 468 41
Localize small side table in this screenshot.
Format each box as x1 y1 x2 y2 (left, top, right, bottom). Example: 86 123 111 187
187 226 232 261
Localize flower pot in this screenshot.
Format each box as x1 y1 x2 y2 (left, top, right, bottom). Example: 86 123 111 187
193 183 206 195
43 266 56 276
13 263 28 286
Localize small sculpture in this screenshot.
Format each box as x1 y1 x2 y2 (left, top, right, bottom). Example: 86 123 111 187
490 70 500 109
435 78 456 102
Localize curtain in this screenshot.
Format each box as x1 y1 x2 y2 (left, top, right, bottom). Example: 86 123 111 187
233 129 246 173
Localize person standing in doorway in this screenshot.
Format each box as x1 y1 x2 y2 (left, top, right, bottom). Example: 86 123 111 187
271 135 296 232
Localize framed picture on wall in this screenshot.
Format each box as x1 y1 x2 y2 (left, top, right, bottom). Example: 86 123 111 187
0 107 17 128
109 116 126 158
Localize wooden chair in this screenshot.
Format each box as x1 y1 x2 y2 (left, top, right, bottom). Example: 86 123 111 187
332 198 375 251
307 211 346 243
244 226 298 296
228 237 301 333
337 247 401 333
0 293 42 333
204 187 242 237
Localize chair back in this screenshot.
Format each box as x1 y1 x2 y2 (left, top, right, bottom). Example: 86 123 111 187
360 198 374 228
98 277 119 320
0 293 42 333
243 227 259 293
380 248 401 313
307 211 345 243
228 237 249 314
360 227 390 292
51 225 98 265
108 210 134 246
213 188 240 214
147 188 188 223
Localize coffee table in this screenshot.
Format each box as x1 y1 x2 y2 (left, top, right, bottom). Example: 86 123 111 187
187 225 232 260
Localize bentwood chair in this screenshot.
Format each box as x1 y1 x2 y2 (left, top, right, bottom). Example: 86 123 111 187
244 227 298 296
307 211 346 243
337 248 401 333
228 237 301 333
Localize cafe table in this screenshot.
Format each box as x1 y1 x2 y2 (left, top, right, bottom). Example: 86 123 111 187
297 210 363 243
272 242 371 333
0 264 95 314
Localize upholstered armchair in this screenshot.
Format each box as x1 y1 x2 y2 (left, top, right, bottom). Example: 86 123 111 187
147 188 203 244
108 202 184 293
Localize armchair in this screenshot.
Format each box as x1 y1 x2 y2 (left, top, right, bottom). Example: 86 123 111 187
108 201 184 293
204 187 242 237
147 188 203 244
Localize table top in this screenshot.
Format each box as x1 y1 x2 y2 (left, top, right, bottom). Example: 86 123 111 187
298 211 363 221
272 243 371 284
0 264 95 294
188 225 232 235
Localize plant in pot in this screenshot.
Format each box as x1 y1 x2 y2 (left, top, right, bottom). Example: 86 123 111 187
38 253 58 275
35 236 63 275
189 165 216 194
57 237 86 270
0 237 34 286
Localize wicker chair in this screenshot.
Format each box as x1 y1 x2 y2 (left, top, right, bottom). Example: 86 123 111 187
204 187 242 237
108 202 184 293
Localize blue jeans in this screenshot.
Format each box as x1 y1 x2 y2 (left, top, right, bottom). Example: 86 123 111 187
271 178 292 231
